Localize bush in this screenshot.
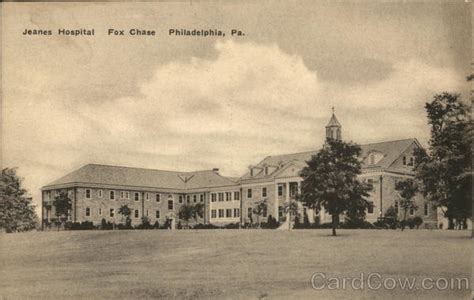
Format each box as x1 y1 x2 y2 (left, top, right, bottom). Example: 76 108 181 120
192 223 219 229
412 216 423 229
153 221 160 229
262 215 279 229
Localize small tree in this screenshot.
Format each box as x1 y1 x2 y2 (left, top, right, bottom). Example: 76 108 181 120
395 179 418 231
252 199 267 228
282 199 299 230
53 191 72 230
193 202 205 221
178 204 195 229
118 205 132 228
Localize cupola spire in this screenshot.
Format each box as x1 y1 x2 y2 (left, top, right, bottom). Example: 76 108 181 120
325 108 342 141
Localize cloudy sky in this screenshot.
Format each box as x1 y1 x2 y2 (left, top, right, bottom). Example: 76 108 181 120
2 1 471 210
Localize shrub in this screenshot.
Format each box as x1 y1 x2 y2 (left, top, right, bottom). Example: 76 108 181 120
412 216 423 229
153 221 160 229
192 223 219 229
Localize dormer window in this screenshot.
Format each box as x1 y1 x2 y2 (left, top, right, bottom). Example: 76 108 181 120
408 157 414 166
265 167 269 175
367 151 384 165
369 154 375 165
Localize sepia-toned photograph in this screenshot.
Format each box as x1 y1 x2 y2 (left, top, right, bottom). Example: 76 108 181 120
1 1 472 299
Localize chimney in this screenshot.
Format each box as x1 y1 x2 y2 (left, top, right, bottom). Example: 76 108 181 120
212 168 219 174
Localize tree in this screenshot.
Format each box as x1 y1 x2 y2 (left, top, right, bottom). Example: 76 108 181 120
395 179 418 231
282 198 299 230
178 204 195 229
252 199 267 228
118 205 132 228
0 168 38 232
300 139 372 236
414 92 471 229
193 202 205 220
52 191 72 229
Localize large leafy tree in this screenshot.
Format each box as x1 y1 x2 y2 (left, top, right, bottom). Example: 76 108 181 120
414 92 471 229
0 168 38 232
300 139 372 236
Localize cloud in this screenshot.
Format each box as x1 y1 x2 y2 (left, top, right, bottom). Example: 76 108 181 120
2 39 467 214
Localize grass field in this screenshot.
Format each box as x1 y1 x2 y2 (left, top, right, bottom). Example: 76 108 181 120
0 229 471 299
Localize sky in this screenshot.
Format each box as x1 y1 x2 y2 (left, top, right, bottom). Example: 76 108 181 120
1 1 471 211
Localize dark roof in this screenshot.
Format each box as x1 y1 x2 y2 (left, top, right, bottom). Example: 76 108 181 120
326 113 342 127
241 138 419 180
43 164 238 191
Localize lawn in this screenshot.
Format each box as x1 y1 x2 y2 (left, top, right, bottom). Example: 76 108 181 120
0 229 471 299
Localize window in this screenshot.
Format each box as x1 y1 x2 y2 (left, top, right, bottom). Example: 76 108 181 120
110 208 115 217
186 195 190 203
146 209 149 217
225 192 231 201
424 203 429 216
168 200 173 210
247 189 252 198
211 193 216 202
85 189 91 199
218 193 224 202
120 191 125 199
247 207 252 218
278 185 283 196
262 187 267 197
200 194 204 202
156 210 160 219
265 167 269 175
193 195 197 203
394 201 399 214
234 191 240 201
156 194 161 203
218 209 224 218
125 192 130 199
368 202 374 214
262 205 267 217
98 208 102 216
211 210 217 219
408 157 414 166
409 208 415 216
134 192 140 201
279 206 283 218
134 210 139 218
85 207 91 217
402 156 407 165
369 154 375 165
234 208 240 218
367 179 373 186
179 195 183 203
226 209 232 218
110 191 115 200
146 193 150 201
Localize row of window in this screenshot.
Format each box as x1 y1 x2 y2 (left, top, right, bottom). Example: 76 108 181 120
210 191 240 202
84 189 206 204
85 207 165 219
366 201 431 216
210 208 240 219
245 185 296 199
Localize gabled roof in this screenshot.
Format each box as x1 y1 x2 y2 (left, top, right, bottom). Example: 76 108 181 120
43 164 238 191
326 113 341 127
241 138 420 180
